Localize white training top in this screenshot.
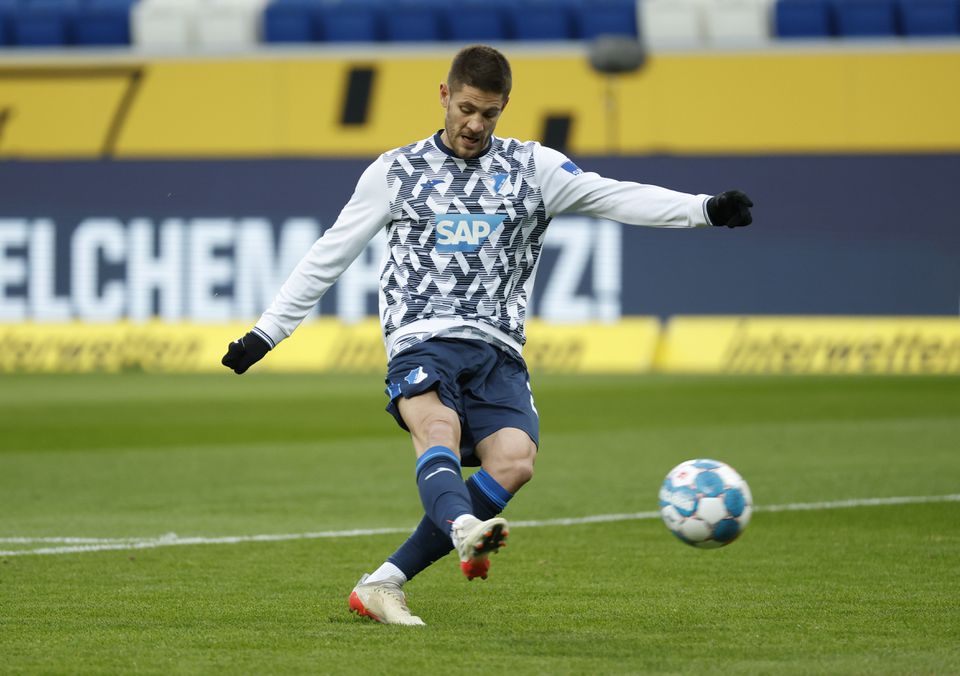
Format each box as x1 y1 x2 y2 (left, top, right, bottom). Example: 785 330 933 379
253 132 713 358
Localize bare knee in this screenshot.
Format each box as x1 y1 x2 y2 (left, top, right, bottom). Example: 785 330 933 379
476 428 537 494
397 391 461 455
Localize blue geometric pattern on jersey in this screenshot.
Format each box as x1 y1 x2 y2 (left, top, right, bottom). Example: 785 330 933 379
378 135 550 347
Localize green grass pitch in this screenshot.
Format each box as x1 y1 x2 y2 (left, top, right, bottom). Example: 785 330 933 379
1 373 959 674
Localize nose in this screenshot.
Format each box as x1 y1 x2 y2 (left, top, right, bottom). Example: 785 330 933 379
466 115 484 133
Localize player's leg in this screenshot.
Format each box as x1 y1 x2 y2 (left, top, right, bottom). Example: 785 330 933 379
353 342 502 624
397 389 480 534
452 345 539 579
449 427 535 579
385 469 512 582
378 429 534 585
397 391 509 578
351 390 476 624
474 426 537 494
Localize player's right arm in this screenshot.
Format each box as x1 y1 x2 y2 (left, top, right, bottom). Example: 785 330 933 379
222 159 392 375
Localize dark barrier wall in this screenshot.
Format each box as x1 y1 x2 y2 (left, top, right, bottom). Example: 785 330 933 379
1 154 958 320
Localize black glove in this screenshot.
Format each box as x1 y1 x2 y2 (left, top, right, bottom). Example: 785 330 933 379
222 331 271 374
706 190 754 228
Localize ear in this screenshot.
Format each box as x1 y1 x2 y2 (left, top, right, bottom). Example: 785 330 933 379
440 82 449 109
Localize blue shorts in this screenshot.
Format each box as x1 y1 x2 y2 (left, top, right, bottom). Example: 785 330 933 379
384 338 539 467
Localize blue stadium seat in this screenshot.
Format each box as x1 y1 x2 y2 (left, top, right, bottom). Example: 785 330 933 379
74 0 135 46
382 0 443 41
775 0 835 36
0 0 20 46
320 0 382 42
506 0 574 40
833 0 899 35
898 0 960 35
442 0 509 42
11 0 81 46
572 0 638 39
263 0 323 43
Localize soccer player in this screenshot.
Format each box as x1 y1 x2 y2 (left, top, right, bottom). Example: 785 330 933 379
222 45 753 626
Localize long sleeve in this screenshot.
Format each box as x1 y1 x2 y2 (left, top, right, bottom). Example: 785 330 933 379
254 158 392 346
535 144 712 228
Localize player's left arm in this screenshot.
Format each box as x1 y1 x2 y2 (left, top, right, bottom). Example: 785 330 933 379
535 145 753 229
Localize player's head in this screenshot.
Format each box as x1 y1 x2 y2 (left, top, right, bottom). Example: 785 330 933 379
440 45 512 159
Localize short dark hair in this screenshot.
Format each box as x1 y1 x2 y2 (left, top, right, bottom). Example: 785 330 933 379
447 45 512 99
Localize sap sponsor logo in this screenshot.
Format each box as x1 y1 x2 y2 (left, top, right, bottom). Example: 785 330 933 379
434 214 505 253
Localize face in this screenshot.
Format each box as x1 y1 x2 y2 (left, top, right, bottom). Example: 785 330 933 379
440 83 508 159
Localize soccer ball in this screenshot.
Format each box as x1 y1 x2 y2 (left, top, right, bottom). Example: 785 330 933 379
659 459 753 548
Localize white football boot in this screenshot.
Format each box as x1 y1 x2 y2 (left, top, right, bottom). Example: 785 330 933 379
348 574 425 626
450 516 509 580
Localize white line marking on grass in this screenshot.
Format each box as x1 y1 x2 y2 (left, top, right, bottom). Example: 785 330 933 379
0 536 150 544
2 493 958 558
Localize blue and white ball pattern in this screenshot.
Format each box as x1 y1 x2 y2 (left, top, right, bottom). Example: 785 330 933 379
659 459 752 548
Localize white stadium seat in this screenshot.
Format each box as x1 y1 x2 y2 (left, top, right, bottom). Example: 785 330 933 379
132 0 200 50
640 0 706 49
702 0 773 46
196 0 269 49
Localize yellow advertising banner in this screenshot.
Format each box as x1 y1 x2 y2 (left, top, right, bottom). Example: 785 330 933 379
659 316 960 375
6 317 958 375
3 50 960 157
0 318 661 374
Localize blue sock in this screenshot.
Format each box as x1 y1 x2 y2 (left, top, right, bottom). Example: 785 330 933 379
390 469 513 580
415 446 473 533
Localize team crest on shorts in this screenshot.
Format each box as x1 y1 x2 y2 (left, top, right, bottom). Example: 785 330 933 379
405 366 429 385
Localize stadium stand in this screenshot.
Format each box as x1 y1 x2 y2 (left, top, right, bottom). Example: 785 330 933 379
444 0 511 42
703 0 771 44
75 0 136 45
641 0 704 48
195 0 268 48
899 0 960 35
382 0 444 41
262 0 321 43
319 0 380 42
10 0 80 47
574 0 638 38
0 0 958 48
506 0 575 40
131 0 196 48
775 0 834 37
0 0 11 46
833 0 899 36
